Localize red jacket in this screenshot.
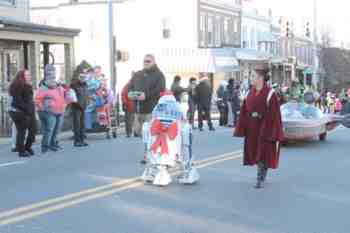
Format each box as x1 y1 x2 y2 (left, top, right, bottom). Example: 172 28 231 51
121 83 134 113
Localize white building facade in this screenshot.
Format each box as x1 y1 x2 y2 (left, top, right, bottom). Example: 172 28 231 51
0 0 30 21
31 0 242 92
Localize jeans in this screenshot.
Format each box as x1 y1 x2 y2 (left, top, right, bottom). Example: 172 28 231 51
51 114 63 147
11 123 17 149
9 111 36 153
72 107 85 143
187 101 196 125
38 111 57 150
84 111 93 129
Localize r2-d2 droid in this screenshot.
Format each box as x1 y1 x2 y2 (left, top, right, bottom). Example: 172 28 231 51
141 92 200 186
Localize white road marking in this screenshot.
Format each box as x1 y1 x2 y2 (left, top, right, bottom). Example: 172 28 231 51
0 161 26 168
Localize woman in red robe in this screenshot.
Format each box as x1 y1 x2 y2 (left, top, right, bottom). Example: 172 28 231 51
234 67 284 189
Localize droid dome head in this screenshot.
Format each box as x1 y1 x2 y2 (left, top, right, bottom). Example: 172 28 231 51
152 91 183 123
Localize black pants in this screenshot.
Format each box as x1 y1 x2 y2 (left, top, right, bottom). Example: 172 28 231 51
187 101 196 125
218 104 228 126
124 111 135 136
71 108 85 143
198 105 213 129
257 161 268 182
9 111 36 153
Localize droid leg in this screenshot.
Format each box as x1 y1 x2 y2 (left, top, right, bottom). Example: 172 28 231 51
141 122 157 182
178 124 200 184
153 165 172 186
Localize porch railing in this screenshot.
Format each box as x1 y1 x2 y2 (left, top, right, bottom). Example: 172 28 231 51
0 95 11 137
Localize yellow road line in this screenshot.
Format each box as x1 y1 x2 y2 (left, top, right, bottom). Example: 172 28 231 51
0 151 243 226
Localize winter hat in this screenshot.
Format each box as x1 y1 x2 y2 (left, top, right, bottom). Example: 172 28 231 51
44 64 56 81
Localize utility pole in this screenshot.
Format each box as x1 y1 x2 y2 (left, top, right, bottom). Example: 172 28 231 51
108 0 116 94
108 0 120 136
313 0 319 89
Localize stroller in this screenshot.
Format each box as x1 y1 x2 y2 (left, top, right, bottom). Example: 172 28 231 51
84 86 118 139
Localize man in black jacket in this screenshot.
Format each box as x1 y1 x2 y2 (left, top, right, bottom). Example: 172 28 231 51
171 75 187 102
70 69 89 147
195 73 215 131
128 54 166 137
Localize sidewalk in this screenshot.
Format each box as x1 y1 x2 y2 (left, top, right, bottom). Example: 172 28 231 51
0 127 126 149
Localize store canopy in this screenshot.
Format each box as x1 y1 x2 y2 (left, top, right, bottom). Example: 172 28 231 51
0 18 80 37
258 32 276 43
157 48 239 74
210 48 240 72
235 48 272 62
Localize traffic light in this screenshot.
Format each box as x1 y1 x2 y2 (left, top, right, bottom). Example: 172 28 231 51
115 50 129 63
305 22 311 38
121 51 130 62
286 21 290 37
280 17 292 38
116 50 122 62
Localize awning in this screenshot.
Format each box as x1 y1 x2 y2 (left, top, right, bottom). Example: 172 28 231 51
0 18 80 37
258 32 276 43
210 48 240 72
235 49 272 62
157 48 239 74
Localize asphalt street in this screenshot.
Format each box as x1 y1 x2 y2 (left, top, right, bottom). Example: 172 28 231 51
0 125 349 233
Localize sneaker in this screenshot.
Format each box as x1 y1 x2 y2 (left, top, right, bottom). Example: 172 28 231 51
41 148 49 154
49 146 58 152
81 142 89 147
140 159 147 165
74 142 84 147
209 127 215 131
18 152 30 158
11 148 18 153
25 148 35 156
52 145 63 151
199 128 204 132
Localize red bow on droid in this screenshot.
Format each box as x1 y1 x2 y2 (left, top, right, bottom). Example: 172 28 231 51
150 119 178 156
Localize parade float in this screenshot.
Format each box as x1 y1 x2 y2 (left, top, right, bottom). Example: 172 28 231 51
141 92 200 186
281 91 350 142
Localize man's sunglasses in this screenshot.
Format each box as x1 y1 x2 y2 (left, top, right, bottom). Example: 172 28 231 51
144 60 153 64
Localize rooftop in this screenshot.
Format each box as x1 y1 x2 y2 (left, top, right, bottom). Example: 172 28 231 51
0 18 80 37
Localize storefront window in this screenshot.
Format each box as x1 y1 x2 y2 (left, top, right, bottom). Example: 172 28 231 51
0 0 15 6
207 15 214 47
199 12 206 47
215 16 222 47
1 51 19 92
223 17 230 45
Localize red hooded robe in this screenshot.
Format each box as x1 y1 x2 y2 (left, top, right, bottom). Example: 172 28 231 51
234 84 284 169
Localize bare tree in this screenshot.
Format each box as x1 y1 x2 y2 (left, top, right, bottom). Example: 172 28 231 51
319 25 334 48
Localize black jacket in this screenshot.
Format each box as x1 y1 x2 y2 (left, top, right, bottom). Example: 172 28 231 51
129 66 166 114
70 80 89 111
171 81 187 102
195 79 212 108
224 84 240 111
12 84 35 116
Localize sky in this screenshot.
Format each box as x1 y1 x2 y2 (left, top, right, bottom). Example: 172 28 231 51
247 0 350 46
